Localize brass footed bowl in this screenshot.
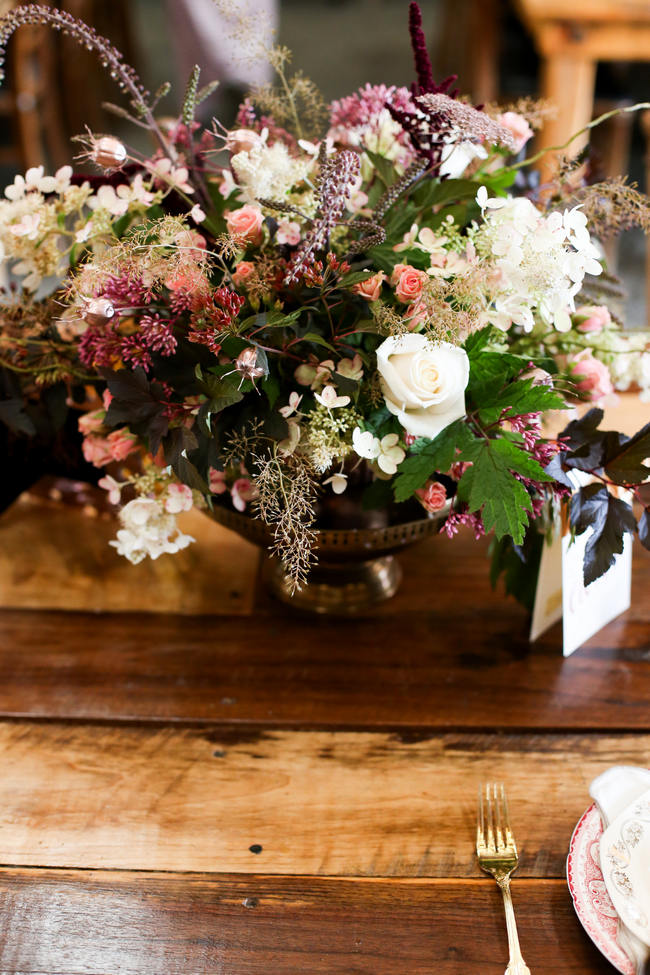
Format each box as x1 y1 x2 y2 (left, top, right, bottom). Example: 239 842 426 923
209 502 449 615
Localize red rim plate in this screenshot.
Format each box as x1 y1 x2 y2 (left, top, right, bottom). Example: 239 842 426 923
567 803 634 974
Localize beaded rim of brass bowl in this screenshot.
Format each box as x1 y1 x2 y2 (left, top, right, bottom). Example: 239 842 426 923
208 502 450 615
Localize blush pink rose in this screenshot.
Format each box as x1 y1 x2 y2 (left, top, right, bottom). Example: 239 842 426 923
497 111 534 153
391 264 427 303
415 480 448 513
102 389 113 410
82 435 114 468
574 305 611 334
106 429 139 462
405 299 429 331
352 271 386 302
232 261 256 287
226 205 264 246
568 352 614 401
165 267 209 296
78 409 105 436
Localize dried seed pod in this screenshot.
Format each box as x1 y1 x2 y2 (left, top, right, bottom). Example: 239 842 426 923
90 135 127 170
235 347 265 382
82 297 116 328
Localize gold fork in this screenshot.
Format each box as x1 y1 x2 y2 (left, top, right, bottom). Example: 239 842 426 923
477 783 531 975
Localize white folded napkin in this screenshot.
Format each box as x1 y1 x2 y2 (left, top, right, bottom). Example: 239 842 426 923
590 767 650 975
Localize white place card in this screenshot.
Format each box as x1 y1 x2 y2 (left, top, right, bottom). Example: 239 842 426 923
530 526 632 656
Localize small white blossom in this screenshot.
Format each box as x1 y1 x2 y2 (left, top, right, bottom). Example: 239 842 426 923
315 385 351 409
323 472 348 494
231 141 312 205
9 213 41 239
279 391 303 418
279 419 301 456
376 433 405 475
352 426 380 460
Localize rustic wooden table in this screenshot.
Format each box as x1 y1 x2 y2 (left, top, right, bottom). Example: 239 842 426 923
0 506 648 973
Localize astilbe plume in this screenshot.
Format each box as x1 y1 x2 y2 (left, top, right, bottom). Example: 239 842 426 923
329 84 415 130
284 148 361 284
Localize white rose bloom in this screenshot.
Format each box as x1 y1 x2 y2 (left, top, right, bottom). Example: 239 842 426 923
376 335 470 439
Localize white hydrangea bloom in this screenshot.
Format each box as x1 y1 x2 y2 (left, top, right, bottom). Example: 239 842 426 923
231 141 313 205
109 497 195 564
607 332 650 401
475 190 603 333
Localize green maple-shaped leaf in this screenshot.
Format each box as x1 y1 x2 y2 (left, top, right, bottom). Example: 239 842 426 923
457 439 553 544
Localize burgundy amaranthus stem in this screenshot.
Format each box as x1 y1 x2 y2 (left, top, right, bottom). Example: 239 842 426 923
408 2 434 95
407 2 458 98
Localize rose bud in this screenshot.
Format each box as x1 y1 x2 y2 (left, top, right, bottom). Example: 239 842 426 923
82 297 116 328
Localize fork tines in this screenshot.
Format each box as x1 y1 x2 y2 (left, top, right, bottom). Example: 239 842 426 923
477 782 517 856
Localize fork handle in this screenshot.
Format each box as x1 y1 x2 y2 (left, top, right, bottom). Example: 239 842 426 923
497 876 531 975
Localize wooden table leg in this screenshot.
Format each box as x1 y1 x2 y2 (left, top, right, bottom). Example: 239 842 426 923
537 54 597 183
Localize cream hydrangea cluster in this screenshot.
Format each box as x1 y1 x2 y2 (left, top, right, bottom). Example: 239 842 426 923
475 187 603 333
0 165 93 290
230 139 314 207
109 492 195 564
0 164 165 292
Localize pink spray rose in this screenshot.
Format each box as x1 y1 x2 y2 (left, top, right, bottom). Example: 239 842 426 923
232 261 256 287
276 219 301 246
391 264 427 303
568 351 614 401
497 112 534 153
82 435 114 468
352 270 386 302
416 480 448 513
226 205 264 246
106 429 139 462
78 409 105 436
574 305 611 334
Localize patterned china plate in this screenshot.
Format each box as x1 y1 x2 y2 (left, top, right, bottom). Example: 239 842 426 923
567 803 635 974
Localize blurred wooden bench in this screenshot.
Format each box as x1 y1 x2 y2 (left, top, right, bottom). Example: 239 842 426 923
514 0 650 180
0 0 134 171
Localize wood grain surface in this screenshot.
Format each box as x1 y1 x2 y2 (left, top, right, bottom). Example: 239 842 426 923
0 461 648 972
0 871 613 975
0 723 645 877
0 554 647 727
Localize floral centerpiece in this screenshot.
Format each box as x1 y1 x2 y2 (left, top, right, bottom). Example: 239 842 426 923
0 2 649 608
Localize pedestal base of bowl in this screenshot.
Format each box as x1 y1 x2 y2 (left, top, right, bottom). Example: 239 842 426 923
263 553 402 615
